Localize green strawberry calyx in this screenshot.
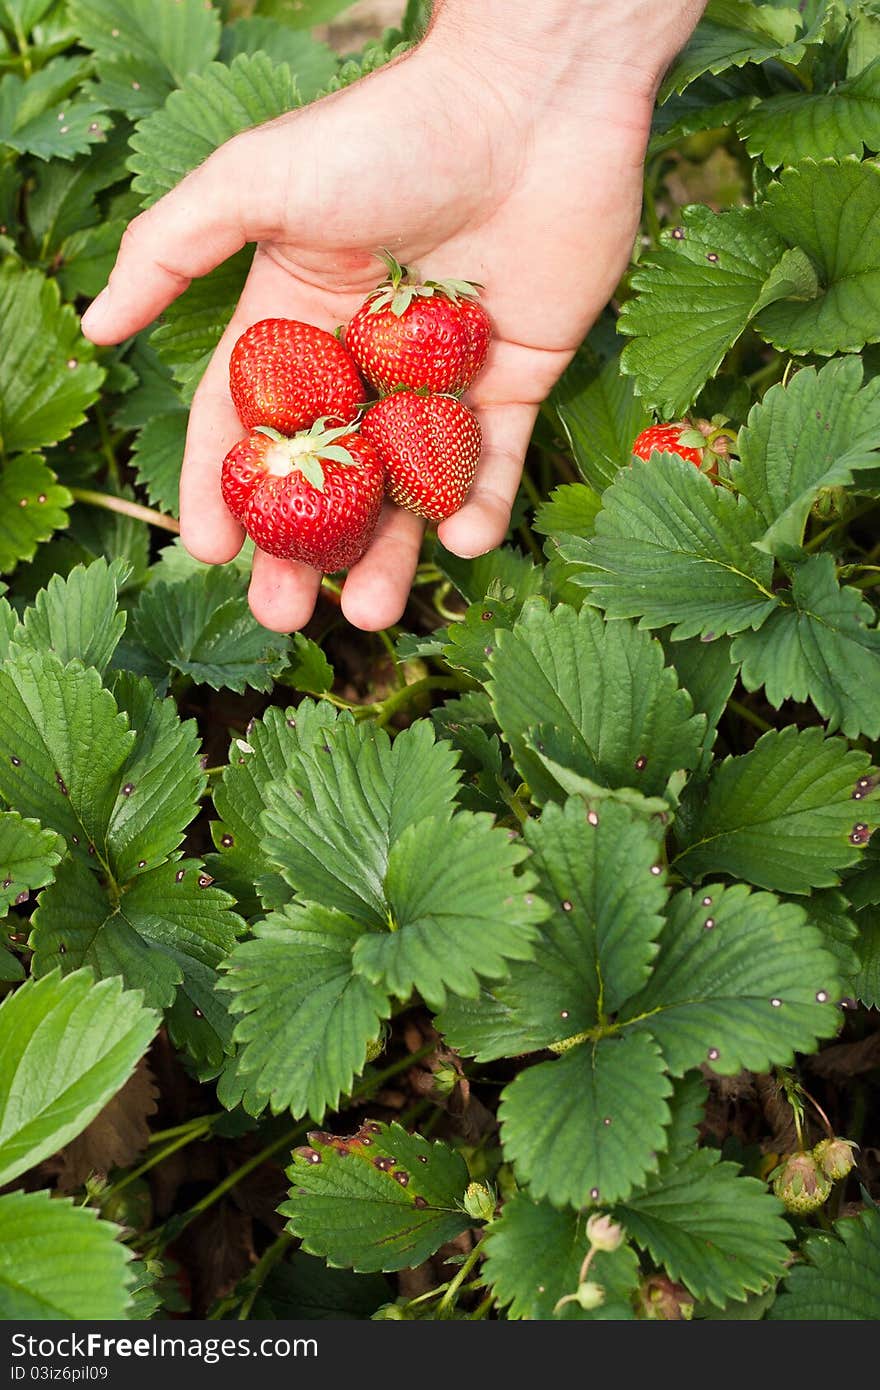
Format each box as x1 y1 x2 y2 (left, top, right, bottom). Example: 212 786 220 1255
254 419 356 494
367 249 484 318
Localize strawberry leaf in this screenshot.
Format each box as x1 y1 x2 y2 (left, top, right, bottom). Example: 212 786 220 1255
739 58 880 167
732 554 880 739
756 158 880 355
149 248 252 401
0 59 109 162
561 455 778 639
660 0 828 101
0 967 158 1187
11 558 129 674
498 1034 673 1209
0 810 63 913
532 482 602 540
0 260 104 455
0 456 71 576
770 1206 880 1320
488 601 705 803
0 1191 134 1319
130 411 185 517
218 904 391 1119
673 726 879 893
549 343 651 493
733 357 880 557
484 1196 640 1320
219 19 337 103
281 1121 471 1274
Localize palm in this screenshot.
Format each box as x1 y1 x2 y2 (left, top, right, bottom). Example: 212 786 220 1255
84 43 649 631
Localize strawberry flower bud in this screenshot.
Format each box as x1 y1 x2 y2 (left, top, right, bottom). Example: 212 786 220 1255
771 1151 832 1214
575 1281 606 1311
586 1212 625 1252
462 1182 496 1223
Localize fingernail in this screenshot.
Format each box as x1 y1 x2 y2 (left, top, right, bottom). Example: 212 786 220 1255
81 287 110 336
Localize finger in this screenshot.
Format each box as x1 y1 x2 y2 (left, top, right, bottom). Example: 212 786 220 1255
80 125 288 345
247 547 323 633
178 248 354 565
437 401 537 558
341 504 424 632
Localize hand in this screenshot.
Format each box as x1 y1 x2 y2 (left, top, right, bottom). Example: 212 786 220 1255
82 4 700 633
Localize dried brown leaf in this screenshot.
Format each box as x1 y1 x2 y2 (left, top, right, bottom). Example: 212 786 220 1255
55 1058 158 1192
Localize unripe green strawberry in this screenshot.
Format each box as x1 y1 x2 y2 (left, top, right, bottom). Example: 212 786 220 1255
586 1213 625 1253
361 391 481 521
771 1152 832 1214
813 1137 857 1182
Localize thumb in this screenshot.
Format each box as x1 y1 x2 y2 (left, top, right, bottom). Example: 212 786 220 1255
80 122 292 345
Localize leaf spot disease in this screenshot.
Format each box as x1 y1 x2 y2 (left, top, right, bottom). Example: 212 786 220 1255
394 1171 410 1186
707 1048 720 1061
702 895 712 907
221 834 234 847
55 773 68 795
561 899 573 912
589 1188 599 1201
198 874 213 888
603 1116 612 1127
634 755 647 772
703 918 716 930
650 865 662 876
193 1007 203 1018
816 990 828 1003
560 1009 570 1020
417 1155 428 1164
10 757 20 767
413 1196 428 1209
121 783 135 796
671 227 685 240
175 869 186 883
706 252 719 263
587 810 599 827
771 998 782 1008
14 891 28 906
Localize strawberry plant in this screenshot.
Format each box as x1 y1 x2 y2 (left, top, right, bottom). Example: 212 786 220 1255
1 0 880 1324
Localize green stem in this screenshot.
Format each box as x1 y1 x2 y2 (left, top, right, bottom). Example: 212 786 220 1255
95 404 121 489
236 1231 295 1321
436 1240 486 1317
727 698 774 734
519 469 545 514
147 1113 224 1147
373 676 463 729
113 1120 214 1196
376 626 406 687
70 488 180 533
805 499 879 553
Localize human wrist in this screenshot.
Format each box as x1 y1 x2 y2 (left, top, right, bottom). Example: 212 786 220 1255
426 0 706 99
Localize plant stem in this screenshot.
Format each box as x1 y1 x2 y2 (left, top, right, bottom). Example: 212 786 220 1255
436 1240 486 1317
147 1113 224 1146
235 1231 296 1321
113 1119 215 1196
70 487 180 533
376 626 406 687
727 698 774 733
373 675 463 728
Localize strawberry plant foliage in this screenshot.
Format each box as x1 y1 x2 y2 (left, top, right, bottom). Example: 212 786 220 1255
2 0 880 1324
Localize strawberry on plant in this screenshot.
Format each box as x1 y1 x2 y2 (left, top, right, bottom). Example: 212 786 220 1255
345 253 491 395
770 1152 832 1214
220 419 384 572
632 419 731 474
229 319 366 436
361 391 481 522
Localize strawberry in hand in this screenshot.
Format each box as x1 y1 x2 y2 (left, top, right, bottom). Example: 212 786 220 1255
229 318 366 436
361 392 482 522
221 419 384 573
345 253 491 396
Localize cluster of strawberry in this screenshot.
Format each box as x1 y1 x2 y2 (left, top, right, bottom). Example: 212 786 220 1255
220 254 490 574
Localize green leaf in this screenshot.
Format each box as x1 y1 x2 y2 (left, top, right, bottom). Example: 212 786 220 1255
70 0 221 118
0 810 63 912
673 726 878 893
756 158 880 355
281 1121 471 1274
209 703 335 915
660 0 816 100
132 567 290 692
0 0 56 35
615 1150 791 1306
0 260 104 455
484 1196 639 1320
27 132 130 253
11 558 128 674
533 482 602 539
56 218 127 301
130 411 185 517
129 53 300 207
282 632 334 694
739 58 880 167
437 799 667 1060
733 357 880 556
434 541 543 608
113 338 185 430
219 903 390 1119
488 602 705 804
562 456 777 639
623 883 843 1074
770 1206 880 1319
261 716 461 922
106 671 206 881
352 811 544 1010
0 967 158 1186
659 633 737 770
0 455 71 575
0 650 134 862
499 1034 673 1208
0 1191 133 1320
31 858 240 1070
855 906 880 1008
439 596 520 682
0 59 109 161
251 1251 389 1320
549 344 652 493
732 553 880 738
149 248 252 400
618 206 795 417
220 17 336 102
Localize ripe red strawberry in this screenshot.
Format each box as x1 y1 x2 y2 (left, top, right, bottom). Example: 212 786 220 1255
632 420 730 474
221 420 384 572
361 392 481 522
345 254 490 395
229 319 366 436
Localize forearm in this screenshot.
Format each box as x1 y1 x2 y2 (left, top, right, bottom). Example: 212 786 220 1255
427 0 706 97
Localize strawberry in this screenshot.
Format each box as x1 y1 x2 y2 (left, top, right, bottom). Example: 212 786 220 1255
345 253 491 395
361 392 481 522
229 319 366 436
221 419 384 572
632 420 730 474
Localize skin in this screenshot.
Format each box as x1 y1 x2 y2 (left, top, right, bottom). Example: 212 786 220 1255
82 0 706 634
